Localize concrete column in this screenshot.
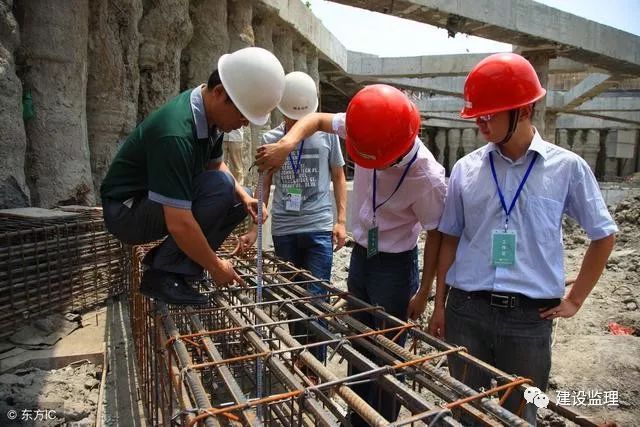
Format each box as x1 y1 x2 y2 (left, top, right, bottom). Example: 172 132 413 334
87 0 142 199
522 50 552 136
250 4 277 187
138 0 192 120
272 24 293 126
307 47 320 94
475 128 487 149
423 127 439 161
228 0 255 185
557 129 571 151
293 40 308 73
273 25 294 73
0 0 30 208
434 129 447 166
447 129 461 171
545 111 557 144
461 128 476 157
603 130 618 178
17 0 95 207
181 1 228 89
584 129 600 173
228 0 254 51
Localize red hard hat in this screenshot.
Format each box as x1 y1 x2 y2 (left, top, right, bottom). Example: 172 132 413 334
345 84 421 169
460 53 546 119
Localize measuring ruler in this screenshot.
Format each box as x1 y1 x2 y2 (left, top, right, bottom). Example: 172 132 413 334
255 169 265 421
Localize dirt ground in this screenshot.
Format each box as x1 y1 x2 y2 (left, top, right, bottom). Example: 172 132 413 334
0 361 100 426
330 191 640 426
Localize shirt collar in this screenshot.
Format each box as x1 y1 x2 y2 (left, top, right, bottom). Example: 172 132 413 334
190 85 212 139
392 138 420 168
482 127 549 162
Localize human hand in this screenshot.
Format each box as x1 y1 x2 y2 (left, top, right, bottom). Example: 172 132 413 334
243 197 268 224
332 223 347 252
209 259 245 287
407 291 428 321
255 141 295 173
428 306 446 338
231 229 258 256
539 298 581 320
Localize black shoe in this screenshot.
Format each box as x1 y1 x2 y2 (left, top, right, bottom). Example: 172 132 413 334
139 269 208 305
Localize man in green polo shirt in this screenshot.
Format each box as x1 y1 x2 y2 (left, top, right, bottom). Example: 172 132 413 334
101 47 285 305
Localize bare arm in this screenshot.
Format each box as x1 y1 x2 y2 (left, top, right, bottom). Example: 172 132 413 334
331 165 347 251
255 113 336 172
427 233 460 336
407 229 442 320
540 233 615 319
163 205 243 285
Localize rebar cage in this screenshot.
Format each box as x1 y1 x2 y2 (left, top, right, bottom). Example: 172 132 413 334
130 239 596 427
0 209 128 336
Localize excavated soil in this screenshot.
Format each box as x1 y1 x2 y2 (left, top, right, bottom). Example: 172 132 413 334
330 192 640 426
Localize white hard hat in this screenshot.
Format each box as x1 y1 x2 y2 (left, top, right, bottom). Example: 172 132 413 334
218 47 285 126
277 71 319 120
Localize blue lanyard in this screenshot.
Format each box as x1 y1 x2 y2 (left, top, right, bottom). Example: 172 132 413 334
287 140 305 180
372 150 418 224
489 151 538 231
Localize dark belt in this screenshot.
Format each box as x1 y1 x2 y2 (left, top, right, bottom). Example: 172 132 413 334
451 287 560 309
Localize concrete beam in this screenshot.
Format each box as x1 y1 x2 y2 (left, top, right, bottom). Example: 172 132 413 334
260 0 348 70
424 114 640 130
424 112 474 123
346 52 590 78
557 114 639 129
561 73 616 110
574 111 640 126
361 76 466 97
332 0 640 76
417 94 640 116
423 118 474 129
576 96 640 112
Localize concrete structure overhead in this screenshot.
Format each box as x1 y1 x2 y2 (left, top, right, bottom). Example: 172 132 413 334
332 0 640 76
1 0 639 209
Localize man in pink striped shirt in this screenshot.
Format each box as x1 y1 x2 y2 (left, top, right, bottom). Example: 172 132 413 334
256 84 446 424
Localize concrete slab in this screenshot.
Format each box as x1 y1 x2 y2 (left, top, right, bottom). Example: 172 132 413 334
0 308 106 372
0 207 80 219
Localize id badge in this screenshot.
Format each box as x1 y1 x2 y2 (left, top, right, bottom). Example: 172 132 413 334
367 226 379 258
491 230 517 266
285 187 302 212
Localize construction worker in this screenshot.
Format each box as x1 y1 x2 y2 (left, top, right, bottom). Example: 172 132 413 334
222 126 246 184
255 84 446 424
234 71 347 362
428 53 617 424
100 47 285 305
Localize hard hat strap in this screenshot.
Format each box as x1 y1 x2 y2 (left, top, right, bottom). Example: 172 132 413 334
495 109 520 146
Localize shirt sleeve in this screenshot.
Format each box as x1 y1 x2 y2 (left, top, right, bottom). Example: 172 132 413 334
331 113 347 139
438 162 465 237
411 160 447 231
147 136 194 209
565 158 618 240
328 133 345 167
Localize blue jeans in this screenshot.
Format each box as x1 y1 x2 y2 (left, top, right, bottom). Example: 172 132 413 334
103 171 247 277
273 231 333 362
347 243 419 426
445 287 553 425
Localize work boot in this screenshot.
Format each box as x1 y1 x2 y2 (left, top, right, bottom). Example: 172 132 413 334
139 269 208 305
